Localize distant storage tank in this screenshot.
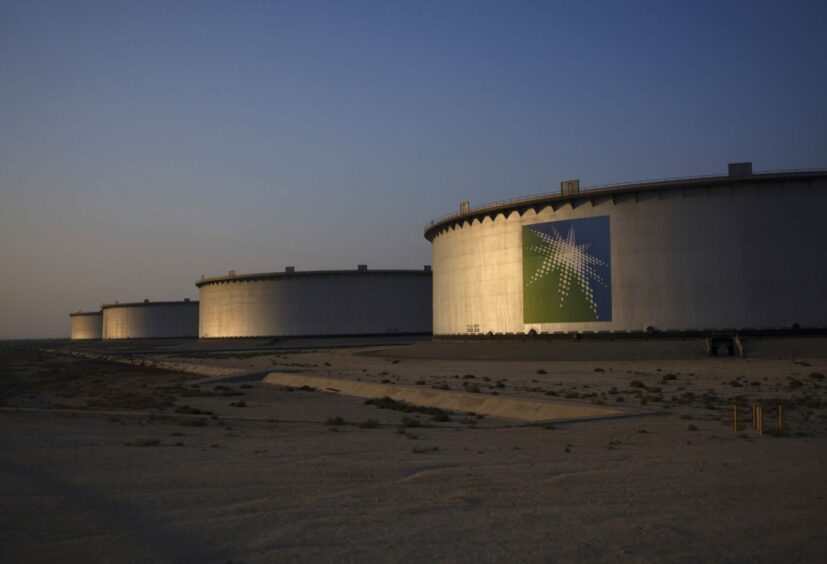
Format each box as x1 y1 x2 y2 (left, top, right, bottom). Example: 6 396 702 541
69 310 103 340
196 267 432 338
425 166 827 336
102 299 198 339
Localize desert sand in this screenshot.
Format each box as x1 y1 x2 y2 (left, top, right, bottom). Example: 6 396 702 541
1 337 826 563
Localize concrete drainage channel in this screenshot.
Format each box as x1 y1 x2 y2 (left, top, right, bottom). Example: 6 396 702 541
46 349 643 424
263 373 634 423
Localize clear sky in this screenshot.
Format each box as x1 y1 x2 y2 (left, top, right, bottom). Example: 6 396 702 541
1 0 826 338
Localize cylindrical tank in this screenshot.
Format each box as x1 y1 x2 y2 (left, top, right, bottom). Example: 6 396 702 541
69 310 103 340
425 167 827 336
196 267 432 338
102 299 199 339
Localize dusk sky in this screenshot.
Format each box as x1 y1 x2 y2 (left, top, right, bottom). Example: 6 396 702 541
1 0 826 338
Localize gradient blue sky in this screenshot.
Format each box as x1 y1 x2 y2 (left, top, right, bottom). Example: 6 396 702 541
2 0 826 338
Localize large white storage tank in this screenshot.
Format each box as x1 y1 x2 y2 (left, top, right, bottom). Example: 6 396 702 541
196 267 432 338
102 299 199 339
69 310 103 340
425 165 827 336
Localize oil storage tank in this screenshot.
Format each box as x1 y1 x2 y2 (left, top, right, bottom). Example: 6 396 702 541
425 164 827 336
69 310 103 340
102 299 198 339
196 266 432 338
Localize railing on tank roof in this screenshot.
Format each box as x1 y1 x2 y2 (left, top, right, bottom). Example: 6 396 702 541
423 167 827 231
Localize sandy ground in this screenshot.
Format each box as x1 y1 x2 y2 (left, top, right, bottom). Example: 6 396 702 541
1 339 826 563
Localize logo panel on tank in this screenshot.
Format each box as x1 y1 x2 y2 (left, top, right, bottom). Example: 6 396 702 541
522 216 611 324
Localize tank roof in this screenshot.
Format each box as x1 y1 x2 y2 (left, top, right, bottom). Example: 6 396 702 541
101 300 198 310
69 310 102 317
424 169 827 241
196 268 433 288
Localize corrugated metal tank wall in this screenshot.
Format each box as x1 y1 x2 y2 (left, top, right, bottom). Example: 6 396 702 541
430 176 827 335
70 312 103 340
102 301 199 339
198 271 432 338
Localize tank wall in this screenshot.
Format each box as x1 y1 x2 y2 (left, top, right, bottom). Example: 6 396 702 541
102 304 199 339
199 274 432 337
70 314 102 340
432 178 827 334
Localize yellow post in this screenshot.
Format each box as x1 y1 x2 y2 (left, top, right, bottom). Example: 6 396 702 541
732 405 738 433
751 404 757 430
758 406 764 435
778 405 784 431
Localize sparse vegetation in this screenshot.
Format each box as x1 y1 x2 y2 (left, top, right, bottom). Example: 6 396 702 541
175 405 212 415
357 418 379 429
398 416 421 429
325 416 345 426
787 379 803 390
177 417 207 427
364 396 453 418
212 385 243 397
126 437 161 447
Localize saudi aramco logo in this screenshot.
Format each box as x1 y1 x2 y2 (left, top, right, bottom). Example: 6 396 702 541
522 216 612 324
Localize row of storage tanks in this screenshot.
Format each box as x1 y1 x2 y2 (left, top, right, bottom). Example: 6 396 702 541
70 267 434 340
71 164 827 340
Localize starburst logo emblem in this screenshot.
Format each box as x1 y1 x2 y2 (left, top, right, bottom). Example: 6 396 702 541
523 216 612 323
526 225 607 316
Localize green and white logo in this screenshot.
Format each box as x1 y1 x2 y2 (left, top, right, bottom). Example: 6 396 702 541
523 216 612 324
